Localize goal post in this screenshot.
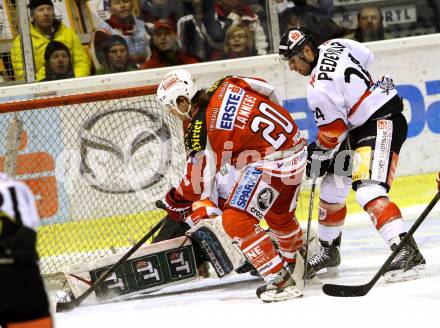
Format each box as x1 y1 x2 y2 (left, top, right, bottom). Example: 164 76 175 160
0 83 186 287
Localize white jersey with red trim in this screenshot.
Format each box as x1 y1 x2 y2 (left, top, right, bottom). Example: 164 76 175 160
307 39 397 148
0 173 39 231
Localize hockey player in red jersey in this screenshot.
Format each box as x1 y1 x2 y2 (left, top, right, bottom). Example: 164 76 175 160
279 27 425 281
157 69 307 301
0 174 53 328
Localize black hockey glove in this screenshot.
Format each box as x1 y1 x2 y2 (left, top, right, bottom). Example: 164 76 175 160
306 142 335 179
163 188 192 222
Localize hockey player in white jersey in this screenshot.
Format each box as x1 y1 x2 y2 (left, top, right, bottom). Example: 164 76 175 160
278 27 425 281
0 174 52 327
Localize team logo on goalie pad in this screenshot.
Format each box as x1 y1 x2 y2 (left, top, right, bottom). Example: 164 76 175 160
67 237 197 302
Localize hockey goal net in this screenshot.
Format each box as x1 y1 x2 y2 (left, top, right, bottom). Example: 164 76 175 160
0 84 186 287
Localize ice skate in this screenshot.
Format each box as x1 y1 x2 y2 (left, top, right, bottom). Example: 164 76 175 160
306 234 341 279
256 267 303 303
383 233 426 282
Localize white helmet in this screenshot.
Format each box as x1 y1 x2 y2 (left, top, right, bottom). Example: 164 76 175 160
157 69 198 117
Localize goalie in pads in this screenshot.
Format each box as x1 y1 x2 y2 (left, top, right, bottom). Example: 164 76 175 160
157 69 307 302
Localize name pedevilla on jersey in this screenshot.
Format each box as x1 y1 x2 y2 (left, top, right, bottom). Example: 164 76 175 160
318 42 346 81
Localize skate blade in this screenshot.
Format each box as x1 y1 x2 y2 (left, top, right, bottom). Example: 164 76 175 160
316 266 339 278
383 264 427 283
259 286 303 303
305 275 322 285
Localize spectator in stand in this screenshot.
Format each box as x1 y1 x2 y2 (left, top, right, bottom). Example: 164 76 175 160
139 0 183 31
243 0 270 43
96 35 137 74
177 0 225 61
344 6 392 42
223 23 257 59
92 0 151 69
141 19 199 69
10 0 90 81
215 0 268 55
0 58 9 83
42 40 74 81
277 0 346 44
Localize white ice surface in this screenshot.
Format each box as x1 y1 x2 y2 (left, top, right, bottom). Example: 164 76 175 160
54 205 440 328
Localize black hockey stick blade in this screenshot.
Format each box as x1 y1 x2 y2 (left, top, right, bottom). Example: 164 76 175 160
323 191 440 297
56 216 165 312
323 281 372 297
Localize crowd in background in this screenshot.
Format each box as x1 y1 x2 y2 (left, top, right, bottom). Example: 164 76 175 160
1 0 440 83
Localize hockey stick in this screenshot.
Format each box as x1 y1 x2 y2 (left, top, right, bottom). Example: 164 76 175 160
323 191 440 297
56 204 166 312
303 175 317 284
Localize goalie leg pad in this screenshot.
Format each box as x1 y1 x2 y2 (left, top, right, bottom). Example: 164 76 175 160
186 216 247 278
64 236 198 302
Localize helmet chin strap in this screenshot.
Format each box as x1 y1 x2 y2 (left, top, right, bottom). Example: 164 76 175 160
173 106 192 120
173 98 192 120
298 48 317 75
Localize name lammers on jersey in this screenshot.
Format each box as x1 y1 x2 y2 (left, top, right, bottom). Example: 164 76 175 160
317 41 346 81
215 84 257 130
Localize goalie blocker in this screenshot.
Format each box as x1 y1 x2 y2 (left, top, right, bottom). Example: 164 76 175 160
63 218 246 302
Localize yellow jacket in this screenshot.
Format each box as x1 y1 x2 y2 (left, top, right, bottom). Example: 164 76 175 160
11 20 91 81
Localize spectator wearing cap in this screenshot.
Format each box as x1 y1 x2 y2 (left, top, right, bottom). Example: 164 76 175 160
91 0 151 69
42 40 74 81
96 35 137 74
140 19 199 69
344 5 392 42
10 0 90 81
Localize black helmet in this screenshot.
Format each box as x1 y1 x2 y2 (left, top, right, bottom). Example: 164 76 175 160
278 26 317 60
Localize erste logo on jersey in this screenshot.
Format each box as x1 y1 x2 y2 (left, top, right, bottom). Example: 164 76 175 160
215 84 245 130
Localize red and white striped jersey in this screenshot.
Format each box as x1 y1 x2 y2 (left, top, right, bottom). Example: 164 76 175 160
307 38 397 149
176 76 305 202
0 173 39 231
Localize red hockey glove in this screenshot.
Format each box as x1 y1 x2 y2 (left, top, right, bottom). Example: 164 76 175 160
163 188 192 222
